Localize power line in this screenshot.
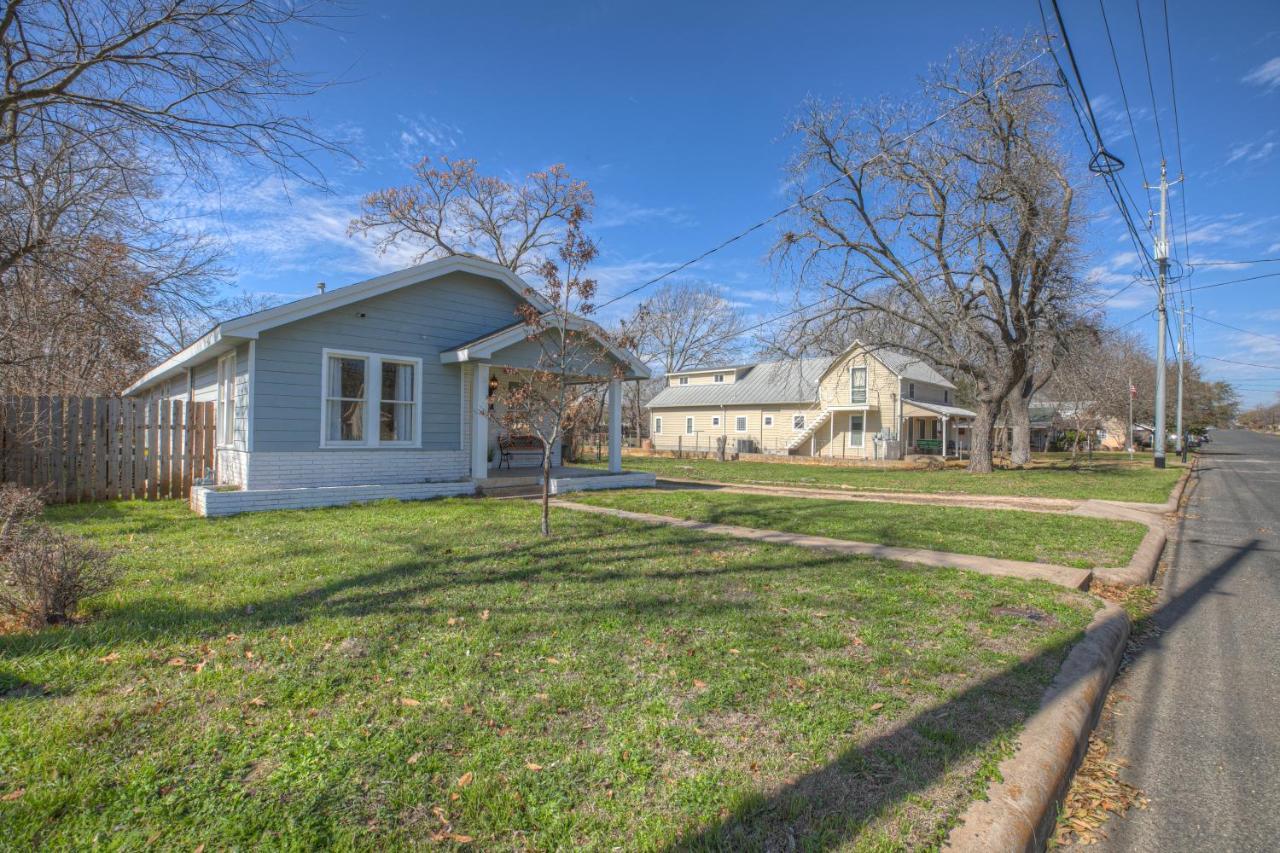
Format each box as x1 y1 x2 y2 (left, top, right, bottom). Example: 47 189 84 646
1098 0 1153 204
594 48 1050 312
1192 257 1280 267
1133 0 1168 162
1042 0 1159 283
1201 354 1280 372
1185 271 1280 293
1189 312 1280 345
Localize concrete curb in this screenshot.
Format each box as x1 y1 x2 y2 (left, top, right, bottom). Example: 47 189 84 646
945 602 1131 852
552 500 1092 590
1094 455 1197 516
1092 524 1167 587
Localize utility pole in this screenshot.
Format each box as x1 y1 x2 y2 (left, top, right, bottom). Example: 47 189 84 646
1128 377 1135 460
1175 304 1186 454
1146 161 1181 469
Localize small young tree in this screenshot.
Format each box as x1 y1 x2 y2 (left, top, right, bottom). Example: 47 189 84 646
490 214 623 536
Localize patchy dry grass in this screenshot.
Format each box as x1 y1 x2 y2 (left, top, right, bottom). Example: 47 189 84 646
1 499 1096 850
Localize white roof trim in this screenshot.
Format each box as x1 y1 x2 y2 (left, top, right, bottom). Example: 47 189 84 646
441 313 651 380
125 255 555 395
123 328 237 396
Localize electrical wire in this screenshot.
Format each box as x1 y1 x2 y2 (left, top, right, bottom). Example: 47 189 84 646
1200 354 1280 372
594 49 1050 312
1188 312 1280 345
1133 0 1167 163
1185 271 1280 293
1098 0 1154 205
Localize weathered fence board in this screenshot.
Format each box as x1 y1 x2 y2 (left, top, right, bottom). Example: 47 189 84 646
0 396 215 503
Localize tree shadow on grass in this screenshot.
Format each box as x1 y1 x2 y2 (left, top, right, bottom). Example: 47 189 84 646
0 516 835 659
668 539 1258 851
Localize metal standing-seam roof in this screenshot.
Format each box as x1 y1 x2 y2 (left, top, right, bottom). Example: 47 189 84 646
647 345 955 409
647 356 836 408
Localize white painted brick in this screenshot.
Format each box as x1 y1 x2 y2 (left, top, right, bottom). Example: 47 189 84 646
191 481 476 517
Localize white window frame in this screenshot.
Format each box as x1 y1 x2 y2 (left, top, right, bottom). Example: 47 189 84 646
793 414 806 431
711 415 721 427
848 413 865 448
850 366 867 404
216 352 237 448
908 382 916 398
714 373 724 383
735 416 748 432
678 376 689 385
763 415 774 427
685 416 695 434
654 417 663 434
320 348 423 449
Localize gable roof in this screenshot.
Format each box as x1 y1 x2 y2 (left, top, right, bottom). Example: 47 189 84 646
441 316 650 380
647 343 954 409
649 356 837 408
124 255 555 395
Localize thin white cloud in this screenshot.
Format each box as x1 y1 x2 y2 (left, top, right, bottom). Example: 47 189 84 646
1225 137 1276 165
595 197 697 229
1242 56 1280 90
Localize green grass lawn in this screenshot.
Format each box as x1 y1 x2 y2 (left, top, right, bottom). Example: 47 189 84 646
599 454 1185 503
564 488 1148 569
2 499 1096 850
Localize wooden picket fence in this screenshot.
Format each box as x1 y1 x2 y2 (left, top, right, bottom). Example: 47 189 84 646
0 397 216 503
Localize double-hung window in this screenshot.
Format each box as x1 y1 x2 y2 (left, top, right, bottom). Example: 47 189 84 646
654 417 663 434
735 416 748 432
322 350 420 447
848 414 865 447
685 416 695 434
850 367 867 404
216 352 237 447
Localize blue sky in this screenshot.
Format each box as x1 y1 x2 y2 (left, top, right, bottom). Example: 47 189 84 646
184 1 1280 406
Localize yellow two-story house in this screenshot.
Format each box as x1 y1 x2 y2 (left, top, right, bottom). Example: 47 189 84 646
645 341 977 459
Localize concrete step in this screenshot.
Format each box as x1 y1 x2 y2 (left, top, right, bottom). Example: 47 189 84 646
479 484 544 498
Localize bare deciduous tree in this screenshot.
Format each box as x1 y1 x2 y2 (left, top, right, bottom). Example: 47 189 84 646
350 158 594 275
0 0 342 394
776 35 1089 472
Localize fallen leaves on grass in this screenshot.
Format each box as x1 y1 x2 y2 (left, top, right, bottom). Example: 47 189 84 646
398 697 422 707
525 763 543 772
98 652 120 664
1053 734 1148 846
406 752 423 765
455 772 473 788
2 789 24 801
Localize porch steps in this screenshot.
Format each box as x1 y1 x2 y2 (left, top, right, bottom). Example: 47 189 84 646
479 483 544 498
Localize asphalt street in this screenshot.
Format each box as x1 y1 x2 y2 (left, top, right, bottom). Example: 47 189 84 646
1089 429 1280 851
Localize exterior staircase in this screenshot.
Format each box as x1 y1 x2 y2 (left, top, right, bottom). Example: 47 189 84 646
786 409 833 452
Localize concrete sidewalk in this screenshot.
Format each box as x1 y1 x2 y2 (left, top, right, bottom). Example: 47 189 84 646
553 499 1093 590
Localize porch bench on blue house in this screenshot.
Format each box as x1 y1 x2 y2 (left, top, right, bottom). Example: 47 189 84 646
497 434 544 469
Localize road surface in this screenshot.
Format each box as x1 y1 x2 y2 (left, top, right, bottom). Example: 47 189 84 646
1089 429 1280 851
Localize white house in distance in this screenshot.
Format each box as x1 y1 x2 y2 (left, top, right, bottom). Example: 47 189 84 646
645 342 976 459
125 255 655 516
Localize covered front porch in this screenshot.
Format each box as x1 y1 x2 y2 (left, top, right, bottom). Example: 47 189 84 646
902 399 977 458
442 316 656 491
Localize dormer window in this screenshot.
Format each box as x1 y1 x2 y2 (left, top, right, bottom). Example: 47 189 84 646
944 389 949 404
908 382 916 398
678 376 689 385
714 373 724 383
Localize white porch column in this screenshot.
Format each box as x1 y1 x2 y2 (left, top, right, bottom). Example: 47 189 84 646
607 377 622 473
470 363 490 480
942 415 949 458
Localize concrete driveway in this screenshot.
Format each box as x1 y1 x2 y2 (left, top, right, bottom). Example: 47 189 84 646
1084 430 1280 850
